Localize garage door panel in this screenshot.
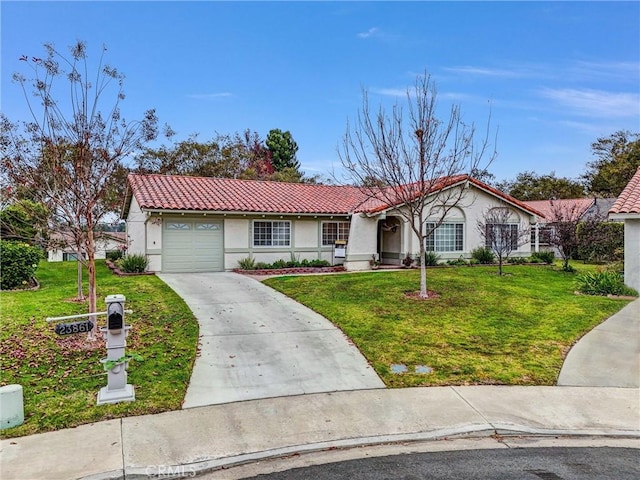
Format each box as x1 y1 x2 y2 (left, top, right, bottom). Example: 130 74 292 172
163 219 223 272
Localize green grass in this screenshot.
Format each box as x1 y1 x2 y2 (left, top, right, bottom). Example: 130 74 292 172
1 260 198 438
264 264 633 388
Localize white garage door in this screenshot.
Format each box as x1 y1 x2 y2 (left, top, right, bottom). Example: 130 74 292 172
163 219 224 272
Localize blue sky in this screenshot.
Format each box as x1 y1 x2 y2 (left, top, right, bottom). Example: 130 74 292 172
2 1 639 184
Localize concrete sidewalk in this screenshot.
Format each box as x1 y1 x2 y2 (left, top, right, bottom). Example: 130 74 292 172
1 386 638 480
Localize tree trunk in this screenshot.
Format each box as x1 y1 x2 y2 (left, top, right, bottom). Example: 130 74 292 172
76 248 85 301
419 241 428 298
86 230 99 340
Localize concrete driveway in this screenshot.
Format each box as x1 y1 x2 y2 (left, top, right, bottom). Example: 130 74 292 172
158 272 384 408
558 298 640 388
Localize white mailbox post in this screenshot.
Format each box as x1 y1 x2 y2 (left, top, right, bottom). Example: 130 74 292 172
97 294 135 405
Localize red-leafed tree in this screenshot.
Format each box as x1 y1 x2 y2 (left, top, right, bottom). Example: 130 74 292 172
1 41 158 337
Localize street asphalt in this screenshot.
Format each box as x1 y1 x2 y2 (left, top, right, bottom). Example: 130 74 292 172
0 275 638 480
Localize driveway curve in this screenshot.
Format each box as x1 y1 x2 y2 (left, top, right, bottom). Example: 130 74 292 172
558 298 639 388
158 272 384 408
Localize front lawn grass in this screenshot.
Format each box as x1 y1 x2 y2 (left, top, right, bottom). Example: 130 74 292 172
0 260 198 438
264 264 632 388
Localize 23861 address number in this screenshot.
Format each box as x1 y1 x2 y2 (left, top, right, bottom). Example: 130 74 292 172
54 320 94 336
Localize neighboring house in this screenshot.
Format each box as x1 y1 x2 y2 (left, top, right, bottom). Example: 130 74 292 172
122 173 543 273
609 167 640 293
524 197 617 253
47 231 127 262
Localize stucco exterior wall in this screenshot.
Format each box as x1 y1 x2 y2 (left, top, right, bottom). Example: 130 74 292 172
623 218 640 293
344 214 378 271
126 196 147 256
126 208 344 272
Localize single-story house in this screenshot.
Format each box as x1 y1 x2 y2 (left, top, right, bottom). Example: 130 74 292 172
524 197 617 253
122 173 544 273
609 166 640 292
47 231 127 262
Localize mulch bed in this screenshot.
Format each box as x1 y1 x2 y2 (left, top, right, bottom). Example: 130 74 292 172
234 266 346 276
405 290 440 300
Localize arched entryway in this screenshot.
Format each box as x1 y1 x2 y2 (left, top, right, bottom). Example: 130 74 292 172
378 216 403 266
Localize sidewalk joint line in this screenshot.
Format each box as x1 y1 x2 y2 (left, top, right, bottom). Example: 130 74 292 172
449 386 498 435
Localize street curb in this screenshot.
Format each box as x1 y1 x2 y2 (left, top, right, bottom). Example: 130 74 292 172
97 426 640 480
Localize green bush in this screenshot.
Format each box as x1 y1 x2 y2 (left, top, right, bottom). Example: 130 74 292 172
507 256 527 265
0 240 42 290
106 250 124 262
308 259 330 267
531 250 555 264
424 251 441 266
577 220 624 263
271 259 288 269
237 257 256 270
470 247 495 264
446 257 468 266
119 253 148 273
576 271 637 297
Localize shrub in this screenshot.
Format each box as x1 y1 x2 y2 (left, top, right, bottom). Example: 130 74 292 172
507 256 527 265
106 250 124 262
255 262 270 269
424 251 441 266
237 257 256 270
577 220 624 263
575 271 637 297
531 250 555 264
470 247 495 264
271 259 288 269
446 257 468 266
119 253 148 273
0 240 42 290
308 259 330 267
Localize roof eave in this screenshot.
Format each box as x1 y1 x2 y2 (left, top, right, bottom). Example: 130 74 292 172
609 212 640 220
140 208 352 218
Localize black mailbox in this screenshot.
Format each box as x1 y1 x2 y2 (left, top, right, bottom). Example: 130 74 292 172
106 299 124 331
108 311 123 330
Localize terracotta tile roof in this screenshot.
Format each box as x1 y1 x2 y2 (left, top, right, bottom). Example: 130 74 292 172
522 198 594 222
124 173 544 218
126 174 373 215
610 167 640 214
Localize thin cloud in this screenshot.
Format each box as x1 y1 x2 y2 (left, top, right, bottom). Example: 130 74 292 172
538 87 639 118
186 92 233 100
371 87 479 105
357 27 381 39
443 65 525 78
569 60 640 82
370 87 406 97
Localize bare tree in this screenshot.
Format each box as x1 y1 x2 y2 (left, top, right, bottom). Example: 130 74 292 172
340 73 496 297
477 206 531 275
1 41 157 337
546 200 586 272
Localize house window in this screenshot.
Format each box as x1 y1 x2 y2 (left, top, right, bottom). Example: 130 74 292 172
253 220 291 247
533 225 553 246
425 223 463 252
486 224 519 250
167 223 191 230
322 221 350 246
63 252 85 261
196 223 220 230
